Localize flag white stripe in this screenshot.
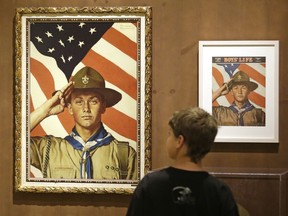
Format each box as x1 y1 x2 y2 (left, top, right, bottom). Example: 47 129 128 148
92 39 137 78
112 23 137 43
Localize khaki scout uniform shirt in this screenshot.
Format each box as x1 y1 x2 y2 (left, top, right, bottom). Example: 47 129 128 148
213 106 265 126
30 136 137 180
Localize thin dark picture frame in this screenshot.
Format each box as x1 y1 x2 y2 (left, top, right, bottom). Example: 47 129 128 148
198 40 279 143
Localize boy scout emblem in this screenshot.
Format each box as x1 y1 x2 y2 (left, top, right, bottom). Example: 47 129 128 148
82 75 89 85
236 74 242 80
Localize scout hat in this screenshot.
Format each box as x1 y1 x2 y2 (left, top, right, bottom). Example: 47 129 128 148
230 71 258 91
71 66 122 107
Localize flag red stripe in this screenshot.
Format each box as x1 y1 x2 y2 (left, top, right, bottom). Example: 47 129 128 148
102 108 137 141
30 124 47 137
238 64 266 87
212 67 225 85
249 92 266 108
102 27 137 61
82 50 137 100
30 58 55 98
212 101 219 106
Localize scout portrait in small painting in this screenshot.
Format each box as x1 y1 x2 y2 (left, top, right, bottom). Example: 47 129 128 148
211 57 266 126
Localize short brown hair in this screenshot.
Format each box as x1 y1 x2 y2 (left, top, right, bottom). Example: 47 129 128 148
168 107 218 163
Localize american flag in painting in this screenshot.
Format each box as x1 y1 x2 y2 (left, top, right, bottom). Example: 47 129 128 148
29 20 138 150
212 57 266 112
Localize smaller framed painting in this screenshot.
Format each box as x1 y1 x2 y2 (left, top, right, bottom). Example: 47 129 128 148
199 40 279 143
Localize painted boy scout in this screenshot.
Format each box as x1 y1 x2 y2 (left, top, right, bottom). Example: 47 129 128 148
212 71 265 126
30 66 137 180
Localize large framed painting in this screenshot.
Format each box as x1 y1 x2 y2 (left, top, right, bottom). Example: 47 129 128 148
14 6 152 193
199 40 279 143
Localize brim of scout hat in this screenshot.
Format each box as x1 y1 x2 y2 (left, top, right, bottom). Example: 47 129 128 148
231 80 258 92
73 87 122 107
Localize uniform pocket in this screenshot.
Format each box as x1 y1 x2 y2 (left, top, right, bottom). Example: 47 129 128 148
51 167 76 179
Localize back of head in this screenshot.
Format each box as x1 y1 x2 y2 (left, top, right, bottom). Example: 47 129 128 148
169 107 218 163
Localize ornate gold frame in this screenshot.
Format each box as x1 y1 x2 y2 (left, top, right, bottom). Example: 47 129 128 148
14 6 152 194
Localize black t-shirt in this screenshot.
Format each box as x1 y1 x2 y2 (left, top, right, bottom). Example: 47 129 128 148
126 167 239 216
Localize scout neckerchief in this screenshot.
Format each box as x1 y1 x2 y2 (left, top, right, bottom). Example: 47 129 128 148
64 124 114 179
229 101 255 126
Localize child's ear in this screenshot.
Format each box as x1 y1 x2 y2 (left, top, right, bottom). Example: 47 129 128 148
176 135 185 148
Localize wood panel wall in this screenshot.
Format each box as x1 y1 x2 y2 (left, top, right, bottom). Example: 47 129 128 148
1 0 288 215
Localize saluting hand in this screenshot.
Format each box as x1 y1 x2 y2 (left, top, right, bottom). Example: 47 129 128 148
47 81 74 116
212 78 233 102
30 81 74 131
